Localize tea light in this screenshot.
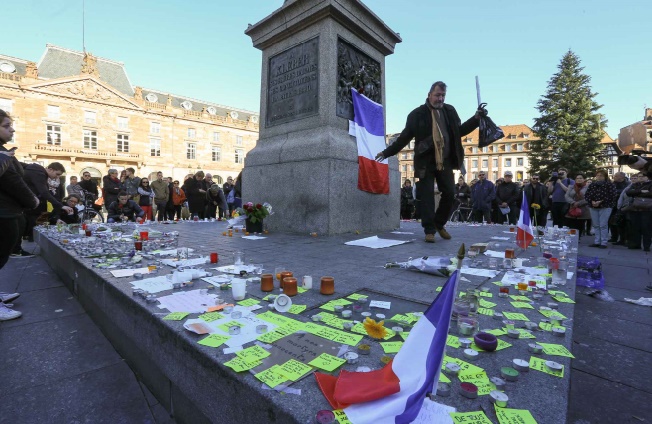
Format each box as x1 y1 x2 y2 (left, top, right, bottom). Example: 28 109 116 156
356 297 368 305
228 326 241 335
444 363 461 376
132 289 144 297
524 321 538 331
380 355 392 365
333 305 344 313
223 305 234 314
552 327 566 337
503 320 515 329
459 322 475 336
436 382 451 397
459 382 478 399
489 390 509 408
315 410 335 424
352 304 363 313
463 348 479 361
344 351 359 364
361 312 372 319
545 360 563 372
145 295 157 303
231 311 243 319
489 376 506 390
548 302 559 310
133 273 143 280
500 367 519 382
459 338 472 349
506 329 520 339
375 313 385 320
513 359 529 372
528 343 543 354
341 310 352 318
493 312 504 321
311 314 323 322
256 325 268 334
391 326 404 333
357 344 371 355
343 322 354 330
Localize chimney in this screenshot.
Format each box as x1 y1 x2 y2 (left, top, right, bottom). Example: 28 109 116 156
645 108 652 120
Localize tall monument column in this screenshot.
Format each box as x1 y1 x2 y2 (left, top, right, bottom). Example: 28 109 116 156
243 0 401 234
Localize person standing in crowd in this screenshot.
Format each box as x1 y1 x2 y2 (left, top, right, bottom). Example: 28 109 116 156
107 192 145 223
495 171 520 225
615 174 637 246
102 169 121 213
375 81 482 243
185 171 207 219
150 171 169 221
123 167 141 202
79 171 102 213
171 180 186 220
564 174 590 237
400 179 414 219
609 172 629 244
523 173 548 231
54 195 82 225
66 176 83 198
625 172 652 252
584 170 618 248
206 184 228 219
223 176 234 218
137 178 154 221
165 177 175 220
454 176 471 207
548 168 573 227
470 171 495 223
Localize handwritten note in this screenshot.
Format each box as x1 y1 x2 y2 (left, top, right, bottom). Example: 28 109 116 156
449 411 493 423
510 301 534 309
254 365 288 388
198 312 224 322
538 342 574 358
412 399 455 423
478 299 497 308
505 328 536 339
287 305 307 314
478 291 493 298
495 406 538 424
302 322 363 346
539 309 567 319
224 356 261 372
502 312 530 321
443 356 485 376
380 341 403 354
347 293 368 300
237 299 260 307
197 333 230 348
553 296 575 304
529 356 564 378
308 352 346 372
255 311 303 328
277 359 313 381
446 335 461 348
217 320 244 333
483 328 507 336
509 295 530 301
163 312 189 321
236 345 271 362
333 409 354 424
477 307 494 316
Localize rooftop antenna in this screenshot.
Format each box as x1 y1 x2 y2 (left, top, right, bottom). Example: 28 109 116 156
82 0 86 53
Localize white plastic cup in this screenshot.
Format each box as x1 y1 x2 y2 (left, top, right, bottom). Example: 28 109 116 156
231 280 246 300
303 275 313 289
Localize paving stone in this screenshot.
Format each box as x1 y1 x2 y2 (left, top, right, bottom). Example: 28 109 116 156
0 286 84 329
573 294 652 326
572 307 652 352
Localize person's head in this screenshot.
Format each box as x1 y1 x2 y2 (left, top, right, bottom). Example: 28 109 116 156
70 176 78 184
427 81 447 110
195 171 205 180
575 174 585 185
117 191 129 204
637 172 649 182
594 169 609 182
458 176 465 184
66 195 80 207
558 168 568 178
173 180 180 187
156 171 163 181
478 171 486 180
120 170 127 179
227 176 233 184
530 174 540 184
167 177 173 183
108 168 118 178
0 109 14 145
205 173 212 181
496 178 504 185
140 178 149 187
613 171 626 182
404 179 411 187
126 167 135 177
82 171 92 181
209 183 220 193
46 162 66 179
504 171 513 182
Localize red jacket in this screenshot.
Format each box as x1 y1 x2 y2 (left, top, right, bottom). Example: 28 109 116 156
172 187 186 206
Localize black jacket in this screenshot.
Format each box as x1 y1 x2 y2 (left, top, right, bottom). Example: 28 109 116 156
102 175 122 207
382 102 479 177
79 178 99 198
107 199 144 222
23 163 63 214
523 183 549 209
496 181 521 206
0 148 38 218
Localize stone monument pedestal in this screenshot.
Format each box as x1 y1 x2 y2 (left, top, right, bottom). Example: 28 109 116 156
243 0 401 235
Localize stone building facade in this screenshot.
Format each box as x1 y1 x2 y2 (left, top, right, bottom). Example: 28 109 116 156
0 45 259 188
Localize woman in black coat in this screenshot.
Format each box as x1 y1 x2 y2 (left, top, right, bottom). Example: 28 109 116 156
184 171 207 219
102 169 122 211
625 173 652 251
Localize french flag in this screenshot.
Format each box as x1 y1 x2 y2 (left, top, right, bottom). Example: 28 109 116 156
315 271 458 423
350 89 390 194
516 193 534 248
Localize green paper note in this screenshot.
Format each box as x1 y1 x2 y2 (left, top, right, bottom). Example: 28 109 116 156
224 357 261 372
458 291 467 298
236 345 271 362
399 332 410 341
390 313 411 323
347 293 368 300
287 304 307 314
254 365 288 388
458 370 487 382
163 312 189 321
333 409 353 424
237 298 260 307
443 355 485 376
538 342 575 358
502 312 530 321
198 312 224 322
449 411 493 424
511 301 535 309
319 302 336 311
539 309 567 319
330 298 353 306
554 296 575 304
438 372 451 383
509 295 530 301
471 338 512 352
297 286 307 294
436 286 442 292
492 281 503 286
277 359 313 381
503 328 536 339
495 407 538 424
478 291 493 298
446 335 461 348
255 311 303 328
197 333 230 348
308 353 346 372
529 356 564 378
217 320 244 333
478 307 494 316
548 290 566 297
257 330 287 344
460 376 495 395
380 341 403 354
484 328 507 336
479 299 497 308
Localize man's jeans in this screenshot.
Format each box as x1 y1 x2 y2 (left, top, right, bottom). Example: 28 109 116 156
590 207 612 246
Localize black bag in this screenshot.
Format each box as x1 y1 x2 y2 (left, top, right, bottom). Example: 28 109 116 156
477 103 504 148
632 197 652 211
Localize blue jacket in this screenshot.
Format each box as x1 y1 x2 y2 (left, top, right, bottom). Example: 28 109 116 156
471 179 496 211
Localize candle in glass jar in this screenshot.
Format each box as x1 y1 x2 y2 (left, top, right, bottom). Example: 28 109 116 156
283 277 298 296
320 276 335 295
499 284 510 297
505 248 515 259
260 274 274 292
134 241 142 251
280 271 293 290
517 282 528 291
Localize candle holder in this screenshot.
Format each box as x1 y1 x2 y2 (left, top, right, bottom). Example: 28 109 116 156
260 274 274 292
283 277 298 296
320 276 335 295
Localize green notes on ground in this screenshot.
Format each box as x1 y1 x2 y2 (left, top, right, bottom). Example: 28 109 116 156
449 411 493 423
478 291 493 298
198 312 224 322
510 301 534 309
255 311 303 328
443 355 485 376
446 335 461 348
529 356 564 378
197 334 230 348
308 352 346 372
254 365 288 388
333 409 353 424
217 320 244 333
224 356 261 372
287 304 307 314
302 322 363 346
346 293 368 300
538 342 575 358
502 312 530 321
484 328 507 336
236 345 271 362
380 341 403 354
477 307 494 316
163 312 189 321
509 295 530 302
539 309 567 319
478 299 497 308
553 296 575 304
458 371 495 395
277 359 313 381
495 407 538 424
237 298 260 307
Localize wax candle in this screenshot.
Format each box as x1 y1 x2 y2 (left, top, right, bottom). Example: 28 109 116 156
500 367 519 382
260 274 274 292
341 310 352 318
489 390 509 407
445 363 461 376
463 348 479 361
459 382 478 399
459 338 472 349
507 329 520 339
513 358 529 372
436 382 451 397
320 276 335 295
545 360 563 372
344 351 359 364
283 277 298 296
528 343 543 354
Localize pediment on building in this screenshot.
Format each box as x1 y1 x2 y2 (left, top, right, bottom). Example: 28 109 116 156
23 76 142 110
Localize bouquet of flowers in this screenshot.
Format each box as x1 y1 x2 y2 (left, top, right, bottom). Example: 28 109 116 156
235 202 273 223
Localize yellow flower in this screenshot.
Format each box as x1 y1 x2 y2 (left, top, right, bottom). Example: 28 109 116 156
531 203 541 210
233 212 239 218
363 317 387 339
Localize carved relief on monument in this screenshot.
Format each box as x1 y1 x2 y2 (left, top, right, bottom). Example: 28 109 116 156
80 52 100 77
25 61 38 79
336 38 382 120
37 80 135 108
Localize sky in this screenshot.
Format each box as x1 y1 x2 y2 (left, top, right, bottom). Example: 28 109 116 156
3 0 650 139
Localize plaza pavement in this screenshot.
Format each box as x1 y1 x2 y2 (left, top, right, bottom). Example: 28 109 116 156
0 222 650 423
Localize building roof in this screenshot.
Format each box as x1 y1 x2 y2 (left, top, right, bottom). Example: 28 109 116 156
37 44 134 96
0 54 28 75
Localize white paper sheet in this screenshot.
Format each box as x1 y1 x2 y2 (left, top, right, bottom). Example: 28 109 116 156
491 236 510 240
110 267 151 278
241 235 267 240
160 257 209 268
131 276 173 293
152 248 195 256
390 231 414 235
157 289 220 313
460 267 501 278
483 250 507 258
413 399 455 423
370 300 391 309
183 306 278 347
202 275 232 286
212 264 255 274
345 236 410 249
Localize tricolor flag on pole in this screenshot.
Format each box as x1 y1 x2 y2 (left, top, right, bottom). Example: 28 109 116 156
516 193 534 249
314 270 458 423
349 89 390 194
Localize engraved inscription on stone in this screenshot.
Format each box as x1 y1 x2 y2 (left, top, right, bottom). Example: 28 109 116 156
266 37 319 127
336 38 382 120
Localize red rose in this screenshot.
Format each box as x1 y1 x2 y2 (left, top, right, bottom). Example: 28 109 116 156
256 204 263 209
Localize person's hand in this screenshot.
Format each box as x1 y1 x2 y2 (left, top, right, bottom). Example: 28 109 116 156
500 202 507 208
57 219 65 225
136 217 143 223
62 206 74 214
375 152 385 162
474 107 487 120
121 215 128 222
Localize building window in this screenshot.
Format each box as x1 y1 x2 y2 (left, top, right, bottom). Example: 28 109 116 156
472 147 478 153
402 164 407 172
408 141 415 149
212 132 220 142
235 149 244 164
0 98 13 113
517 143 523 152
187 128 196 139
493 158 498 167
117 134 129 153
83 129 97 149
492 171 498 181
505 158 512 167
482 146 488 153
482 159 488 168
472 159 478 168
84 110 96 124
150 122 160 134
47 105 60 119
492 145 498 153
517 171 524 180
211 146 221 162
517 157 524 166
117 116 129 130
46 125 61 145
523 133 530 139
401 152 407 160
187 143 196 160
508 134 517 140
236 135 243 145
150 138 161 157
505 144 512 152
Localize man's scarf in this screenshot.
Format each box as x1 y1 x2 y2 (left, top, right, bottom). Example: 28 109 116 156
429 107 445 171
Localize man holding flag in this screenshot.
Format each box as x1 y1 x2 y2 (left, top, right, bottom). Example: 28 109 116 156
375 82 484 243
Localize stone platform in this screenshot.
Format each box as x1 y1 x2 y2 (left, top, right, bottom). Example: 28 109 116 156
33 221 577 423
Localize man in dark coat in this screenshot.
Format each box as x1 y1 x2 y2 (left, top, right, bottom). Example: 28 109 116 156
470 171 495 223
106 192 145 223
102 169 122 212
376 81 482 242
495 171 521 225
523 174 548 231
